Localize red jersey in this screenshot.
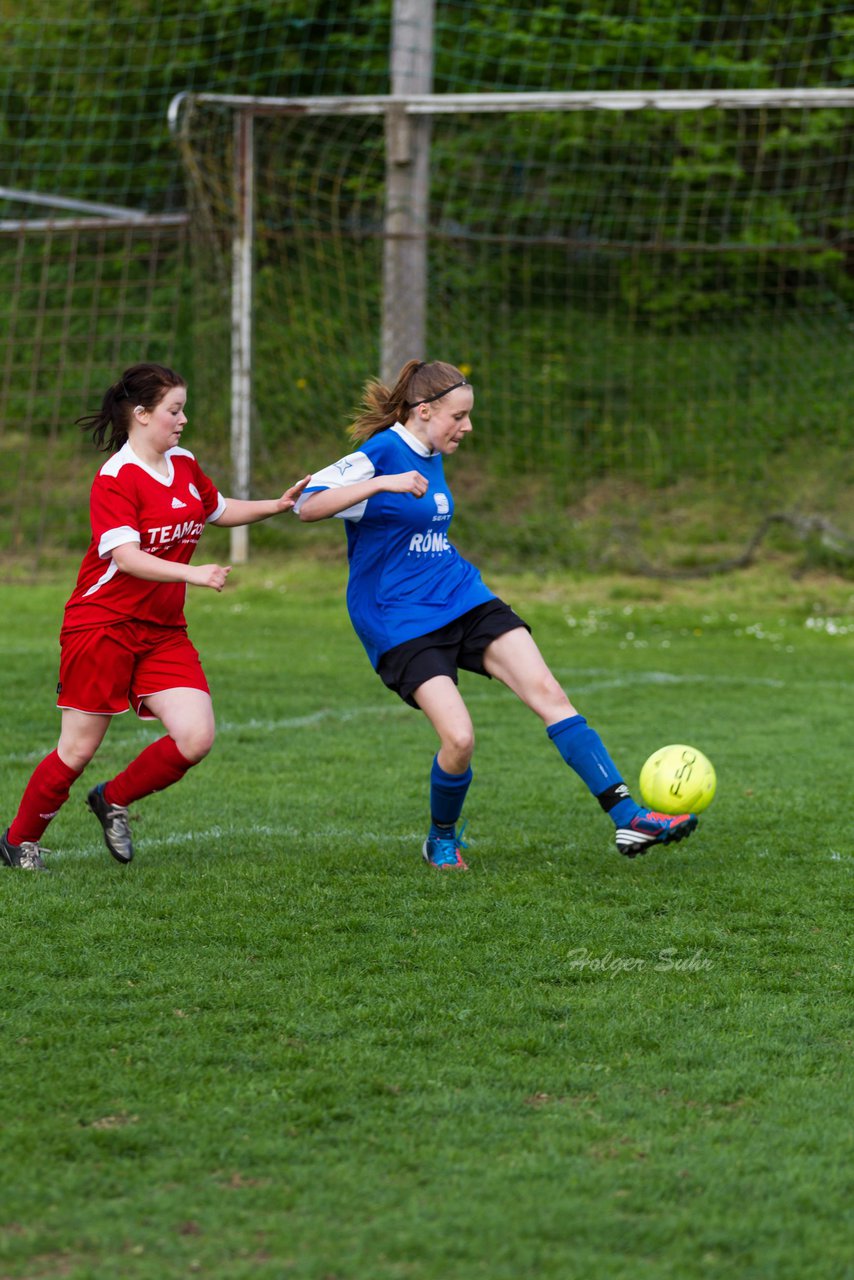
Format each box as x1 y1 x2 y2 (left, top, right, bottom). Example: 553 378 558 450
62 442 226 632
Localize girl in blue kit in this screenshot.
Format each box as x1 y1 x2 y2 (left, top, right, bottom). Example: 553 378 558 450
296 359 698 869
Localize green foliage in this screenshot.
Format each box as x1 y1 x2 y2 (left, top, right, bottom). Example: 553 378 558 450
0 0 393 210
1 3 853 570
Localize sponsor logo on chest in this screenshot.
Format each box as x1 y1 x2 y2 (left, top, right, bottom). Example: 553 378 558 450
144 516 205 548
430 492 451 524
409 529 451 554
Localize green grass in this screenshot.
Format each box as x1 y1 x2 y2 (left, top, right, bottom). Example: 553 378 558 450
1 558 853 1279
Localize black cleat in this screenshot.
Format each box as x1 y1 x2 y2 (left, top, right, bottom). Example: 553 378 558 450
87 784 134 864
1 827 49 871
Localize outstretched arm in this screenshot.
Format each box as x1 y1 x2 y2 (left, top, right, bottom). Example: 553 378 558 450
213 475 312 528
297 471 428 522
111 543 232 592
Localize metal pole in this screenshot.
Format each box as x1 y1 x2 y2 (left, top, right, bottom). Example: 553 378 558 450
381 0 434 384
230 109 253 564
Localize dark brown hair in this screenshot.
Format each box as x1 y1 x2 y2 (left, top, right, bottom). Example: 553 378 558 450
347 359 469 444
77 362 186 452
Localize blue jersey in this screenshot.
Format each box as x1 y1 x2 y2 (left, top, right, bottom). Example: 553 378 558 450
298 423 494 666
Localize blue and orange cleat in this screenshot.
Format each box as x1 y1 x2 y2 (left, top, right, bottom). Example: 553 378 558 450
615 809 698 858
422 824 469 870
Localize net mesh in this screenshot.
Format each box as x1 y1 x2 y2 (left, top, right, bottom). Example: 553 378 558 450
0 222 187 563
1 3 853 572
181 98 853 510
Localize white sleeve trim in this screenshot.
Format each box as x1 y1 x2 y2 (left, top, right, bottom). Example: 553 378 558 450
294 450 375 522
207 494 227 523
97 526 140 558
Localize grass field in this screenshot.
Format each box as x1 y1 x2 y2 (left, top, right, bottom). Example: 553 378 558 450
1 556 852 1280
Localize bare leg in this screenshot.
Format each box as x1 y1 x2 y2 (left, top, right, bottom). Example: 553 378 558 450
57 708 112 771
482 626 580 720
103 688 215 807
412 675 473 869
412 675 474 773
142 688 216 762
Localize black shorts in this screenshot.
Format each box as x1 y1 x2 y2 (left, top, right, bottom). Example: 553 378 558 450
376 598 530 707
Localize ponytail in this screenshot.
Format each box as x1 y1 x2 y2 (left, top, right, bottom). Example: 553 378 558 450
77 362 186 452
347 359 468 444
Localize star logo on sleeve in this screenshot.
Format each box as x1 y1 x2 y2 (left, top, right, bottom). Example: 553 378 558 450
333 458 353 476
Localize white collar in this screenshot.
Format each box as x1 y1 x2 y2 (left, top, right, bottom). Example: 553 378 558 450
122 439 175 484
391 421 434 457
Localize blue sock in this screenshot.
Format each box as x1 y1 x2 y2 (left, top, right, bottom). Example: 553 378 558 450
429 755 472 837
547 715 640 827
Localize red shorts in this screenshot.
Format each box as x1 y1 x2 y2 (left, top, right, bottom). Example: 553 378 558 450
57 620 209 720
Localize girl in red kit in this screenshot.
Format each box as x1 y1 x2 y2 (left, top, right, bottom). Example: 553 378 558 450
1 362 309 871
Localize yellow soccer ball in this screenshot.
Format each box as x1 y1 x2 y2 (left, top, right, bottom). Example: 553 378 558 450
639 744 716 815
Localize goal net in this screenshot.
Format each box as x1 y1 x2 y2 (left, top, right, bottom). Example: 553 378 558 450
175 88 853 562
0 206 187 574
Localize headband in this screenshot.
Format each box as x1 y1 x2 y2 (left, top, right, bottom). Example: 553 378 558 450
413 378 468 406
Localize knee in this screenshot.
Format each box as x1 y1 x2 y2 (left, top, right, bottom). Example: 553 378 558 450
173 725 215 764
60 742 99 774
441 725 475 770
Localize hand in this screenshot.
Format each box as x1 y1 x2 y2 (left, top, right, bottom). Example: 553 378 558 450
275 475 312 513
385 471 429 497
189 563 232 592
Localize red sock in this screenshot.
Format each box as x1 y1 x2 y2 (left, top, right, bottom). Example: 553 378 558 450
8 749 82 845
105 736 196 807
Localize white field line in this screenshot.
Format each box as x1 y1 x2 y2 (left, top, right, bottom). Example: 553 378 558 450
48 822 426 862
39 829 854 866
549 670 787 691
4 670 851 768
216 702 412 733
0 703 411 764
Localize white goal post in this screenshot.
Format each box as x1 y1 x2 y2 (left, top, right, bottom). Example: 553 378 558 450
167 87 854 562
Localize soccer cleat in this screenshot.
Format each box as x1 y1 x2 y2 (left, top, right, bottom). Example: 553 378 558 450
615 809 698 858
422 824 469 870
0 828 50 871
87 783 135 864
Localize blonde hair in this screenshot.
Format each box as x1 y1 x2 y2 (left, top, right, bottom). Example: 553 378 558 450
347 359 468 444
